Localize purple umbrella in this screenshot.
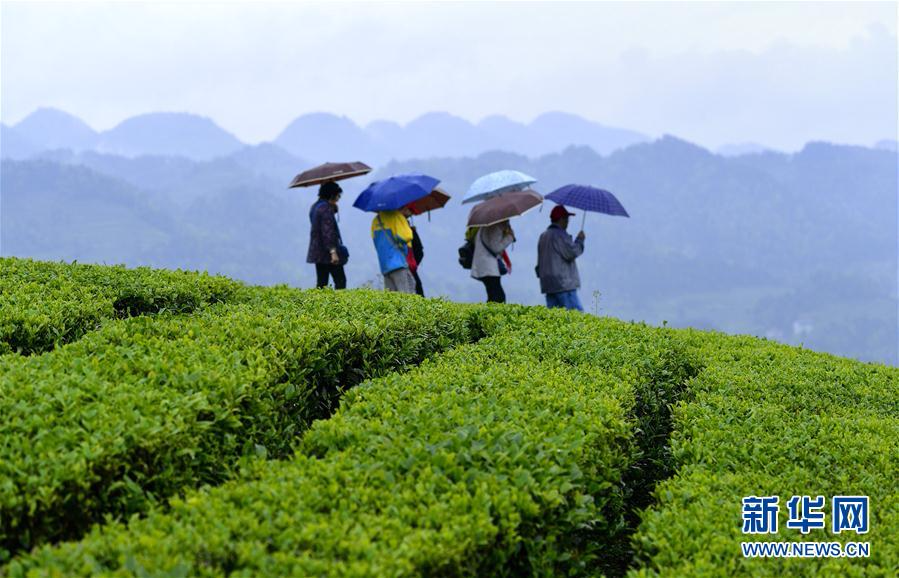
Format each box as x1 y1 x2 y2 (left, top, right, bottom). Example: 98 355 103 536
545 184 629 230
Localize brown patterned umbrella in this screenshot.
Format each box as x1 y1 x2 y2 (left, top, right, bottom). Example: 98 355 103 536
467 189 543 227
288 161 372 188
406 187 451 216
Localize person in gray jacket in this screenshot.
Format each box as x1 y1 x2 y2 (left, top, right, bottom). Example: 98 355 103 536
471 220 515 303
537 205 585 311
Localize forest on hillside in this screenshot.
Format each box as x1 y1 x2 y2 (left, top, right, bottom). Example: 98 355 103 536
1 137 896 364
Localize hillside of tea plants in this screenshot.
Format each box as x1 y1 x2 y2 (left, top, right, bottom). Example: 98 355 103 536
1 257 896 577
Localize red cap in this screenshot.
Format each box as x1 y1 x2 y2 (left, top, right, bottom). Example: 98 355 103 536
550 205 576 221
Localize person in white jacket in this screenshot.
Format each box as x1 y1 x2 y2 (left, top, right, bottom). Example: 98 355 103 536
470 220 515 303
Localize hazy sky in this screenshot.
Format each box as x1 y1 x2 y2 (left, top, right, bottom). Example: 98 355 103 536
2 1 897 150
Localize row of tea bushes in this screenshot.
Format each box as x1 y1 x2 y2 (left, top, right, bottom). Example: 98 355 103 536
7 311 700 576
0 258 241 355
4 323 613 575
23 259 889 576
628 333 899 577
0 290 479 560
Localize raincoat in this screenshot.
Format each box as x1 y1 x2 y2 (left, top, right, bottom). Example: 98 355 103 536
371 211 413 275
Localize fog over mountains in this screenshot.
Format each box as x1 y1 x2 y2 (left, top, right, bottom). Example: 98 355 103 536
3 109 246 161
7 108 896 166
1 108 897 366
5 107 655 163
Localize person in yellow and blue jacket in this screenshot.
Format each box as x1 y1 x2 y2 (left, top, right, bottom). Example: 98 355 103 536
371 208 417 294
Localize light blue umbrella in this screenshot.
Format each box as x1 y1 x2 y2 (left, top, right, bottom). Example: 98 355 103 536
462 170 537 204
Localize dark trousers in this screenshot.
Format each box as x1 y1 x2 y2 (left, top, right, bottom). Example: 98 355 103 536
480 276 505 303
315 263 346 289
412 270 424 297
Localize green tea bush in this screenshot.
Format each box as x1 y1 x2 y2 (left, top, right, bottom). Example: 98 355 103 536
0 258 241 355
7 309 699 577
0 290 477 559
628 332 899 577
7 340 631 576
12 261 890 577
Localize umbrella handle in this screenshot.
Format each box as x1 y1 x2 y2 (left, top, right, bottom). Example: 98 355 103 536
581 211 586 232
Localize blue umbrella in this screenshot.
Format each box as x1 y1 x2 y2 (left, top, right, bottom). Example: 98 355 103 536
353 173 441 212
545 184 629 230
462 170 537 204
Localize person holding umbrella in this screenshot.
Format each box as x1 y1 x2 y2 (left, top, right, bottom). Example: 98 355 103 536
536 205 586 311
471 220 515 303
465 188 542 303
463 171 539 304
540 184 630 310
291 161 373 289
353 173 442 295
306 181 347 289
372 208 416 294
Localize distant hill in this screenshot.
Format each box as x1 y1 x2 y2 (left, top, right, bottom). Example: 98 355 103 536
5 108 650 164
278 111 649 163
5 109 246 161
716 142 774 156
3 137 895 365
0 158 310 283
32 144 306 205
275 113 378 166
227 143 308 183
1 124 39 159
401 112 485 159
0 160 173 263
12 107 99 151
528 111 647 156
876 139 898 152
96 112 244 160
477 115 533 154
365 119 406 158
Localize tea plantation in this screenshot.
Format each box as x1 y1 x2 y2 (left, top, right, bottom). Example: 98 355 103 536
1 258 896 577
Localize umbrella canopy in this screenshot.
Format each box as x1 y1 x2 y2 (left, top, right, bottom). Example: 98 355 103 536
467 189 543 228
288 161 372 188
545 184 629 217
463 170 537 204
406 187 450 216
353 173 441 212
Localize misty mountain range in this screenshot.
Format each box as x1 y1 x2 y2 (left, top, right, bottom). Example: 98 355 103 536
2 107 655 164
6 108 896 168
6 106 897 170
1 118 896 365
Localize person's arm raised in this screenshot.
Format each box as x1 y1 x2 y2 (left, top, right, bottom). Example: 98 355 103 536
555 230 584 261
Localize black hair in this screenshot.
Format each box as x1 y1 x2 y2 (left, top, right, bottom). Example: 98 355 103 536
319 181 343 200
